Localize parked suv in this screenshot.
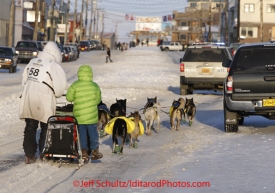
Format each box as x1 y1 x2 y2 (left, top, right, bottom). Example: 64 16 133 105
179 44 232 95
0 46 18 73
223 42 275 132
15 40 43 62
79 41 91 51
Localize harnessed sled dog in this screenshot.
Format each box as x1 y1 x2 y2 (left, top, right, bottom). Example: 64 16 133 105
185 98 196 126
97 101 110 137
144 103 161 135
106 99 129 154
170 98 186 131
143 97 157 114
128 111 143 148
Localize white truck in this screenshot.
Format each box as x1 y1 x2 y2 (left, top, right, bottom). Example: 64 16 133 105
160 41 183 51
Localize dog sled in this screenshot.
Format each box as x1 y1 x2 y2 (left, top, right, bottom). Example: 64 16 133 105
41 103 84 169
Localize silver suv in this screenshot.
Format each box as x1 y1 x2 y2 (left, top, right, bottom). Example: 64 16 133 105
223 42 275 132
179 44 232 95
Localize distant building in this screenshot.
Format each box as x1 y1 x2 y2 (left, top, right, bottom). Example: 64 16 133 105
0 0 12 46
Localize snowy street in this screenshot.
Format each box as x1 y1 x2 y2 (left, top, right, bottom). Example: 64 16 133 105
0 46 275 193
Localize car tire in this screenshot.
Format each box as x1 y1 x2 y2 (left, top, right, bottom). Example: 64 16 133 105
238 116 244 125
165 48 169 51
9 65 14 73
13 65 17 73
180 84 193 95
223 101 238 132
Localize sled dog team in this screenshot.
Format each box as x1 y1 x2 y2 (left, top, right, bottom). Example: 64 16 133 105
101 96 196 155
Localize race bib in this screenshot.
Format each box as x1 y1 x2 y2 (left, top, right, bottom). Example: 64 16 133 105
27 58 52 83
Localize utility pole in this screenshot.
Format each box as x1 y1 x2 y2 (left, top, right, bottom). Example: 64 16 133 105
199 1 203 41
73 0 78 43
85 0 88 40
33 0 40 41
260 0 263 42
50 0 56 41
101 12 104 44
218 0 222 42
8 0 15 47
96 9 99 39
236 0 240 42
89 0 93 39
224 0 228 45
208 0 212 42
80 0 84 41
64 0 70 44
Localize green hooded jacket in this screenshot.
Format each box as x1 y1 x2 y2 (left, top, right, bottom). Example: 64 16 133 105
66 65 101 124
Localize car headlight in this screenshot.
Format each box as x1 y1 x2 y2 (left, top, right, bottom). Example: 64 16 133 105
33 52 38 56
4 59 12 64
15 51 19 54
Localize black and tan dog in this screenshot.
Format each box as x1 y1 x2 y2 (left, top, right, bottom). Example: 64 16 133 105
170 98 186 131
185 98 196 126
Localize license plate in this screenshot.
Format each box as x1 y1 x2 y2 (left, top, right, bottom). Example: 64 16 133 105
263 99 275 106
81 48 84 50
201 68 210 73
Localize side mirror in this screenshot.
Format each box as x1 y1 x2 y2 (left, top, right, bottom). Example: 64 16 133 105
180 58 183 63
222 59 232 67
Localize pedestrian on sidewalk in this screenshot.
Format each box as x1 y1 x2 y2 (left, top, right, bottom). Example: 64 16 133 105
19 41 67 164
106 47 113 63
66 65 103 162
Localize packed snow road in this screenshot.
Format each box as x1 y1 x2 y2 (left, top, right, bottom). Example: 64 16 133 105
0 46 275 193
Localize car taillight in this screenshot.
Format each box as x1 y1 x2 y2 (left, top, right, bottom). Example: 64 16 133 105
180 63 184 72
226 76 233 93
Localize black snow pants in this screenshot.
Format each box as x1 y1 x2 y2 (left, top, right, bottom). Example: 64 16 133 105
23 118 47 156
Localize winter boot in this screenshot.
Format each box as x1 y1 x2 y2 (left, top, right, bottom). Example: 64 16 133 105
82 149 89 162
91 147 103 160
25 155 36 164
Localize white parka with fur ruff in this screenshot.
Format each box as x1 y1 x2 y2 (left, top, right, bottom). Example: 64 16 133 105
19 42 67 123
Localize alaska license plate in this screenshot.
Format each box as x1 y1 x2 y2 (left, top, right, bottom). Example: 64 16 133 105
263 99 275 107
81 48 84 50
201 68 210 73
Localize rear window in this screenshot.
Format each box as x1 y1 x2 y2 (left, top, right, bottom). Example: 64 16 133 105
234 47 275 72
183 48 230 62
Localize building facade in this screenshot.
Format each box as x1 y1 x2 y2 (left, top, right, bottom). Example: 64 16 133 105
0 0 12 46
172 0 225 45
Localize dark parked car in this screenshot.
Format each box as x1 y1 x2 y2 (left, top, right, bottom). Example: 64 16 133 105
15 40 43 62
79 41 91 51
223 42 275 132
63 46 72 62
0 46 18 73
57 44 66 62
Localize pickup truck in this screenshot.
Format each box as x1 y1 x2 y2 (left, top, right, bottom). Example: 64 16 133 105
223 42 275 132
15 40 43 63
160 41 183 51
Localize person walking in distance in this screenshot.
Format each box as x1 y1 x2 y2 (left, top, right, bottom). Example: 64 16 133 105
106 47 113 63
19 42 67 164
66 65 103 162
